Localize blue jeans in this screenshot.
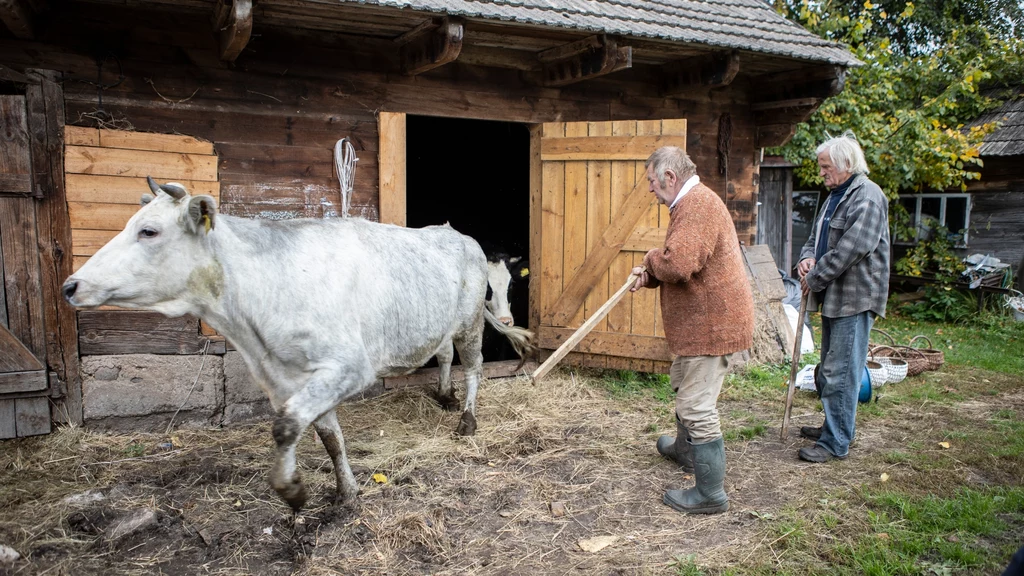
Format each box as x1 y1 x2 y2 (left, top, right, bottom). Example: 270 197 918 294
817 311 874 457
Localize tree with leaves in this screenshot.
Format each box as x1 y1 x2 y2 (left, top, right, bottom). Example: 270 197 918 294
771 0 1024 212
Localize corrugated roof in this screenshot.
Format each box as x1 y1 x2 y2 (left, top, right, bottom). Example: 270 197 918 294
346 0 861 66
974 93 1024 157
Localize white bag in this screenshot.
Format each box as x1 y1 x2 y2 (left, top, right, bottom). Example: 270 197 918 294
783 303 814 354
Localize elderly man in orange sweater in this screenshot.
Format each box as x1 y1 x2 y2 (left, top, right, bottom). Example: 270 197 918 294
630 146 754 515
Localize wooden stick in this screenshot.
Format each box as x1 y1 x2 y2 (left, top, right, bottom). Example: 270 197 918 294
531 270 641 384
780 292 809 441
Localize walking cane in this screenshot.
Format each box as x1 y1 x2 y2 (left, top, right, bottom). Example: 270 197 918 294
780 291 809 441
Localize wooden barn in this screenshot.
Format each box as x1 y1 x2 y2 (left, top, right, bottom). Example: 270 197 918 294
0 0 857 437
959 90 1024 282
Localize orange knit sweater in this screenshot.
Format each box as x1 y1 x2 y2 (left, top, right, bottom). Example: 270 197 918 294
643 183 754 357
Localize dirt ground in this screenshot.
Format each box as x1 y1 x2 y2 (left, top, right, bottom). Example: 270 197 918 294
1 367 1022 575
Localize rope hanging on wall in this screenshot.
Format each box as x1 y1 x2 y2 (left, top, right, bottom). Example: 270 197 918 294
717 113 732 178
333 138 359 218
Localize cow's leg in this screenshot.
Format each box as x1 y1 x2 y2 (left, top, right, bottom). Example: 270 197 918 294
453 332 484 436
271 363 371 511
433 339 460 412
312 409 359 504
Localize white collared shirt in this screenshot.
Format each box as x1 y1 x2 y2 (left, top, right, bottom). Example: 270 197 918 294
669 175 700 210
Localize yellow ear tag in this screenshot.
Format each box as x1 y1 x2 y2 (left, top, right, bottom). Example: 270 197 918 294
520 267 530 278
202 214 212 233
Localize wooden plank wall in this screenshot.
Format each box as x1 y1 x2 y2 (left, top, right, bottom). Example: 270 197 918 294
64 126 220 272
63 127 226 356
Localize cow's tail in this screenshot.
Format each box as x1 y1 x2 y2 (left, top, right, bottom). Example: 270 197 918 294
483 308 537 371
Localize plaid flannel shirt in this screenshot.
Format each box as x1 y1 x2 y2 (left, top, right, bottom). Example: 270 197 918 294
799 173 890 318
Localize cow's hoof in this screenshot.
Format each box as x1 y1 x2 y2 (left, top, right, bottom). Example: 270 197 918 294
335 486 360 506
456 412 477 436
274 476 309 512
434 392 461 412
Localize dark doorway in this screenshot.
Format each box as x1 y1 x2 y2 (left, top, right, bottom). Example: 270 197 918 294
406 115 531 363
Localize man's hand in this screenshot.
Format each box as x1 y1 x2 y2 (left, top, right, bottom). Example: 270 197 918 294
800 275 812 296
797 258 816 279
630 266 651 292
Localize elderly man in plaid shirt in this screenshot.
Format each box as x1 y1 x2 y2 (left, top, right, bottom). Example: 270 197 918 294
797 132 890 463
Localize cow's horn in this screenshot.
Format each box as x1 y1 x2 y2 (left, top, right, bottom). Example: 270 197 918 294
147 176 162 195
159 183 187 201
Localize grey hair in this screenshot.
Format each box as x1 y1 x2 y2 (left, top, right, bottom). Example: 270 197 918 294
816 130 869 175
645 146 696 187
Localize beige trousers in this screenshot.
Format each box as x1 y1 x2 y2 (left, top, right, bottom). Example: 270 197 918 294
670 354 732 442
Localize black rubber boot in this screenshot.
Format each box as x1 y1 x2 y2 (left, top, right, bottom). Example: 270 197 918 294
663 436 728 514
656 418 694 472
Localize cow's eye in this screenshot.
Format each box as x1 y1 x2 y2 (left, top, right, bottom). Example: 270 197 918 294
138 228 159 239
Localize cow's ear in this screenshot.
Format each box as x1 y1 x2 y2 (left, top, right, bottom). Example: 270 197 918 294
140 194 154 206
508 256 522 265
187 195 218 234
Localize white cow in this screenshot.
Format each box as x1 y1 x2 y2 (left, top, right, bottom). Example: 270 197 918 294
62 178 534 511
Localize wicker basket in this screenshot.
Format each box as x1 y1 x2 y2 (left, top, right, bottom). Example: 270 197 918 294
908 335 945 371
865 359 888 388
872 343 930 377
870 345 908 384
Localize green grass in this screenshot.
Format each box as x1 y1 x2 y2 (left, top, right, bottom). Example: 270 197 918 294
840 487 1024 575
597 369 674 404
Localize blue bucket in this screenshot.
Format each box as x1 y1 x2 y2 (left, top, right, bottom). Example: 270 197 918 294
859 366 873 403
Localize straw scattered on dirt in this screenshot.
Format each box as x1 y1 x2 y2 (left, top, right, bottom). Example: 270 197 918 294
0 366 1021 575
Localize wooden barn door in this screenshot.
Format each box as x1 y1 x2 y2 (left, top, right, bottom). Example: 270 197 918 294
534 119 686 372
0 71 79 438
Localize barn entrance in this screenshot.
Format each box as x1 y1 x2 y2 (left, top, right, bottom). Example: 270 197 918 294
405 115 531 363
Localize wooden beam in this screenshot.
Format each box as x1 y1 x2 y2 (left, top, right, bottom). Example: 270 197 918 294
757 123 797 148
751 66 846 115
26 69 82 425
0 0 34 40
0 370 47 394
384 358 538 389
377 111 406 225
536 35 632 87
0 64 34 86
400 17 464 76
212 0 253 62
536 327 671 362
751 97 823 112
540 134 685 161
661 50 740 96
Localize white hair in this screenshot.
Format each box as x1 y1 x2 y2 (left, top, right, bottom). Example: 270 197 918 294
645 146 697 187
816 130 869 175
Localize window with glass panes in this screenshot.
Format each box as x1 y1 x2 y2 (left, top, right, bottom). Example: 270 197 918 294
895 194 970 247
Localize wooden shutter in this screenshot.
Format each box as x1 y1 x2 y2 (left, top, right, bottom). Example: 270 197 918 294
535 119 686 372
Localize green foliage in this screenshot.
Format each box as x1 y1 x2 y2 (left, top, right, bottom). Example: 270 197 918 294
893 223 971 321
770 1 1024 200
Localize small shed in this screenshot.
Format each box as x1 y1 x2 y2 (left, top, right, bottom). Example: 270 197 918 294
0 0 857 435
963 90 1024 282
